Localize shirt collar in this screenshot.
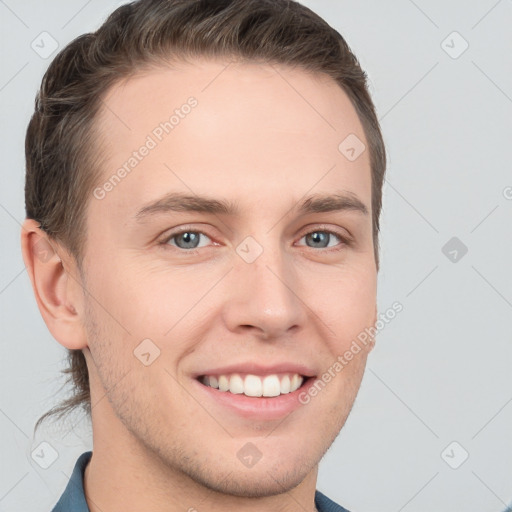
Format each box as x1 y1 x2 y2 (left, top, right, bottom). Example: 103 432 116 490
51 451 92 512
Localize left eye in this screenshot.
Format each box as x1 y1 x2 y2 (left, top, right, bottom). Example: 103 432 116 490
297 230 345 250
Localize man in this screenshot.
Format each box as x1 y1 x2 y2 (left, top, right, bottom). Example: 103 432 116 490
21 0 386 510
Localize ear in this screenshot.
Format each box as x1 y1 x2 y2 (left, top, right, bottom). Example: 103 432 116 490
21 218 88 350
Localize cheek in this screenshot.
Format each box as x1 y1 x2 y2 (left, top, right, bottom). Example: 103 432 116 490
83 259 212 387
85 256 186 337
304 262 377 349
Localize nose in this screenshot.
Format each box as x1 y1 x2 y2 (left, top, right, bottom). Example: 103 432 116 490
221 240 306 341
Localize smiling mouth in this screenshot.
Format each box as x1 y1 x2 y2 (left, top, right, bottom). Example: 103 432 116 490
197 372 311 397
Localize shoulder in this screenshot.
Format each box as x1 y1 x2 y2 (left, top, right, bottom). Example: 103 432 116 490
315 489 352 512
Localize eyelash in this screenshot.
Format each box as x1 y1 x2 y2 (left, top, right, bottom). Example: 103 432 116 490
158 225 352 254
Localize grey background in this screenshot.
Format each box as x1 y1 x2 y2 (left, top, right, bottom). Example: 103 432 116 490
1 0 511 510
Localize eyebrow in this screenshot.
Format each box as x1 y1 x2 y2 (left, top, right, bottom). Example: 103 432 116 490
134 191 369 221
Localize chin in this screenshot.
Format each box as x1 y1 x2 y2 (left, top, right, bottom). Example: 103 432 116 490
185 458 313 498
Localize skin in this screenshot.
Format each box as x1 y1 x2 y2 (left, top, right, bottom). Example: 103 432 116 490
21 58 377 512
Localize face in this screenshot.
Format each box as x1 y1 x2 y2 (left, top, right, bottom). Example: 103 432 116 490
80 59 377 497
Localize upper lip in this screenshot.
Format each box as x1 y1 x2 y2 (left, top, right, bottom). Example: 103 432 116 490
193 362 316 379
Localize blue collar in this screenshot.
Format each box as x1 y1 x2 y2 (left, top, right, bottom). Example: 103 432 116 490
51 451 350 512
51 451 92 511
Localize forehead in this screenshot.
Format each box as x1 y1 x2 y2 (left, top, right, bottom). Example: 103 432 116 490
92 59 371 218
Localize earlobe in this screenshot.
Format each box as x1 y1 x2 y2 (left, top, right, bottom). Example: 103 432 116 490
21 219 88 350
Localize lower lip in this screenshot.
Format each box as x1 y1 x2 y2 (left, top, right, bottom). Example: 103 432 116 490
193 377 315 421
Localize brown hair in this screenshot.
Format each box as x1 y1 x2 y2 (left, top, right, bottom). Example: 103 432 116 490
26 0 386 430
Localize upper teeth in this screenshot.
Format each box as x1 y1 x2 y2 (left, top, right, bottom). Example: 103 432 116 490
201 373 304 397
